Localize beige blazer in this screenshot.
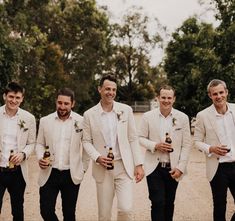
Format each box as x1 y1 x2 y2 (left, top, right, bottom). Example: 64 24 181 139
194 103 235 181
139 108 191 181
0 105 36 183
36 111 90 187
82 101 143 183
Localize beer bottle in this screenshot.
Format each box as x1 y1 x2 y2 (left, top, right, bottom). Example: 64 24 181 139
165 133 173 152
107 147 114 170
9 149 15 169
43 146 50 166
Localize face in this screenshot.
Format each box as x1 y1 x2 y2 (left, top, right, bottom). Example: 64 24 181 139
208 84 228 109
158 89 175 115
98 79 117 105
3 91 24 113
56 95 74 120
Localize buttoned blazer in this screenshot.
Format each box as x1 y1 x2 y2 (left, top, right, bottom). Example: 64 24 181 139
36 111 90 187
0 105 36 183
139 108 191 181
194 103 235 181
82 101 143 183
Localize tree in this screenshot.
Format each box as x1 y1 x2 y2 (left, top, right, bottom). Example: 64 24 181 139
109 7 163 103
164 17 219 117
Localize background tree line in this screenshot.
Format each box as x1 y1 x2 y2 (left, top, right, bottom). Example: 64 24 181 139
0 0 234 120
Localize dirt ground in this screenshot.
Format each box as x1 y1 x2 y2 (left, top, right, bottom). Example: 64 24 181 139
0 113 234 221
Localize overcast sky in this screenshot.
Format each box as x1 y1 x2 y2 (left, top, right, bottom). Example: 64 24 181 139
96 0 217 64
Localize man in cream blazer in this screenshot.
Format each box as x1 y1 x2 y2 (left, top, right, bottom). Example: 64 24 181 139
36 88 89 221
0 82 36 221
194 79 235 221
83 74 144 221
139 85 191 221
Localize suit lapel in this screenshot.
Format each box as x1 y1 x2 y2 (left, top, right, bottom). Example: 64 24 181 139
0 106 4 148
153 109 162 140
17 109 22 148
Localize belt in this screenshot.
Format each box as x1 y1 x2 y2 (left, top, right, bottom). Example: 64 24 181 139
0 166 19 172
158 162 171 168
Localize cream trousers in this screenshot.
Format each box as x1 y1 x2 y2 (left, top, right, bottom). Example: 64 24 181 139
96 160 133 221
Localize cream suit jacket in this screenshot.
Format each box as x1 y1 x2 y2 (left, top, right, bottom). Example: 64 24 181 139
82 101 143 183
194 103 235 181
0 105 36 183
36 111 90 187
139 108 191 181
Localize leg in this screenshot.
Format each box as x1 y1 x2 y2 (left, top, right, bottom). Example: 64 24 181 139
96 170 115 221
7 168 26 221
0 173 7 214
60 170 80 221
115 160 133 221
146 166 166 221
164 170 178 221
210 164 228 221
40 169 60 221
228 164 235 221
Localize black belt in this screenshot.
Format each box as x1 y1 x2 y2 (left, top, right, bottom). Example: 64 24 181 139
0 166 20 172
158 162 171 168
219 161 235 168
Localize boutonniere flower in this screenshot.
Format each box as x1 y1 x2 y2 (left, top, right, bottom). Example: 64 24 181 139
74 121 82 133
172 117 177 127
18 120 28 132
117 111 124 121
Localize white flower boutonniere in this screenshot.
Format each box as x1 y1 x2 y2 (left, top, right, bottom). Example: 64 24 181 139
74 121 82 133
18 120 28 132
172 117 177 127
117 111 124 121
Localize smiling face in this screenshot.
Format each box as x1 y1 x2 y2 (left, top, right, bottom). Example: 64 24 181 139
3 91 24 115
98 79 117 106
208 83 228 112
56 95 74 120
158 89 175 117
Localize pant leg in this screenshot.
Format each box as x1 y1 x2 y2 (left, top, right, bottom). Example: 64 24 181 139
60 170 80 221
7 168 26 221
0 173 7 214
146 166 166 221
210 164 229 221
114 160 133 221
96 170 115 221
227 163 235 221
164 169 178 221
40 169 60 221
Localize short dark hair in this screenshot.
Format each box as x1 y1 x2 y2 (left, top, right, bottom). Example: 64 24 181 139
99 74 117 87
157 85 175 96
207 79 227 93
4 82 25 95
57 88 75 103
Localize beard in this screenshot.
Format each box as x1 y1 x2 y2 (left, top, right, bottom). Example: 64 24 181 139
57 109 71 119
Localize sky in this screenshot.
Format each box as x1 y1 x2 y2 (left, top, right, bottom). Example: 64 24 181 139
96 0 218 64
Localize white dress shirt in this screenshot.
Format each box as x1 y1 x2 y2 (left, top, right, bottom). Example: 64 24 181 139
158 111 173 163
213 105 235 163
98 103 121 160
52 113 73 170
0 110 18 167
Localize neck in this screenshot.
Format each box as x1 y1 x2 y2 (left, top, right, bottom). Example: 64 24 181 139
5 106 18 117
215 105 227 115
160 109 172 118
100 100 113 112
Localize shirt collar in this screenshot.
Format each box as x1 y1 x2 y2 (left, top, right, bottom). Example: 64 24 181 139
212 104 231 117
98 102 115 115
54 111 74 120
3 105 20 118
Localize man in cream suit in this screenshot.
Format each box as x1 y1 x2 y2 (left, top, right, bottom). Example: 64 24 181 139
36 88 89 221
82 74 144 221
194 79 235 221
139 85 191 221
0 82 36 221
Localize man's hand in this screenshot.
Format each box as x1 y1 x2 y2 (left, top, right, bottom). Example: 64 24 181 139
169 168 182 179
39 158 50 169
134 165 145 183
155 142 173 153
9 152 25 165
209 145 229 156
96 156 113 169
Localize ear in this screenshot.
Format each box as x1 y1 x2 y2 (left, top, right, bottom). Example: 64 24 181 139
98 86 101 94
72 101 75 108
3 93 6 101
